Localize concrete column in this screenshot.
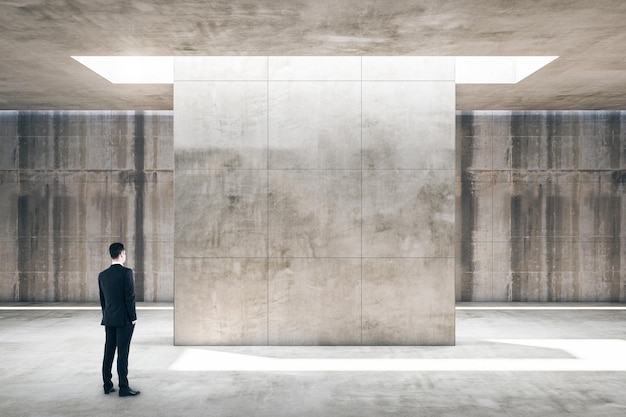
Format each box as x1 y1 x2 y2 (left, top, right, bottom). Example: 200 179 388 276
174 57 455 345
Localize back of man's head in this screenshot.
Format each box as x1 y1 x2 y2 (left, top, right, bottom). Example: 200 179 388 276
109 242 125 259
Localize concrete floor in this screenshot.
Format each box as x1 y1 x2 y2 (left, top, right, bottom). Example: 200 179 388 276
2 303 626 417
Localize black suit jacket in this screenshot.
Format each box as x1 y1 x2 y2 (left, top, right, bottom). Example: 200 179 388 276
98 264 137 326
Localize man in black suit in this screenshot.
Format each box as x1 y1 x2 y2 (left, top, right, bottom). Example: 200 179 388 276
98 242 140 397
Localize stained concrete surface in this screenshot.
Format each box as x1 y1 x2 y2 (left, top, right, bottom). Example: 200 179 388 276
2 303 626 417
1 1 626 110
2 110 623 305
173 58 455 345
457 111 626 303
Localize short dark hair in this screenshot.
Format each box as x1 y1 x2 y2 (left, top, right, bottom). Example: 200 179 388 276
109 242 125 259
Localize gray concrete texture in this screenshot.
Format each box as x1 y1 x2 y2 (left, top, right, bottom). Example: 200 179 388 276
2 304 626 417
0 109 624 306
457 111 626 302
0 111 174 303
172 57 456 345
1 1 626 111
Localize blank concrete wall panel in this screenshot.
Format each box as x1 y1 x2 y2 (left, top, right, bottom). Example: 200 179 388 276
492 138 513 171
16 237 48 274
110 133 135 171
6 111 174 302
362 81 455 170
174 58 455 344
48 111 113 137
142 239 174 298
545 271 581 302
0 241 17 273
138 111 174 138
511 136 547 170
47 238 88 274
49 136 90 171
0 136 18 170
0 111 18 136
18 135 52 170
140 171 174 239
174 169 267 258
622 112 626 168
268 258 361 345
174 81 267 170
268 170 361 258
0 273 18 301
362 258 455 345
84 172 113 238
621 241 626 301
17 172 50 240
86 241 114 278
48 272 88 302
83 136 112 170
580 135 621 171
462 171 495 242
578 172 621 238
362 169 455 258
545 135 581 170
17 112 53 137
468 241 493 275
109 194 135 240
143 265 174 302
174 257 268 345
16 272 50 302
461 271 493 302
457 111 494 138
492 242 513 298
461 241 494 302
268 56 361 81
47 173 89 238
491 172 513 241
268 81 361 170
59 119 111 173
0 171 18 239
140 112 175 170
460 135 492 171
0 189 18 299
578 270 620 302
361 56 455 81
175 56 268 81
149 272 173 302
143 134 174 171
457 112 494 171
110 112 172 171
458 111 625 302
515 272 550 302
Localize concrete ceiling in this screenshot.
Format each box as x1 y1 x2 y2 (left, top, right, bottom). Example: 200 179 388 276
0 0 625 110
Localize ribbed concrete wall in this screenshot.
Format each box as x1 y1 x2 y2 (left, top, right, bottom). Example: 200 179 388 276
0 110 624 303
0 111 174 302
457 111 625 301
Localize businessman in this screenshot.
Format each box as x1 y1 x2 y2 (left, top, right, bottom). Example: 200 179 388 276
98 242 140 397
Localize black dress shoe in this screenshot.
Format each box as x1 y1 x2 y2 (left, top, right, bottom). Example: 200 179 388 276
104 387 116 394
119 389 141 397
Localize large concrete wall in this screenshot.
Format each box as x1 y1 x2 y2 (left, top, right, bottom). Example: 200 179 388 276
457 111 625 301
0 111 174 302
0 109 624 307
173 57 456 345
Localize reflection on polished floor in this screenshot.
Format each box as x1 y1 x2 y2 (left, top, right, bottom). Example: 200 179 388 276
1 303 626 417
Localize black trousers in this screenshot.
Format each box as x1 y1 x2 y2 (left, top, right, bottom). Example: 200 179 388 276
102 324 135 390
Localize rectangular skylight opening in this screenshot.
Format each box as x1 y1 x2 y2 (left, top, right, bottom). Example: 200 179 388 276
455 56 558 84
73 55 558 85
72 56 174 84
